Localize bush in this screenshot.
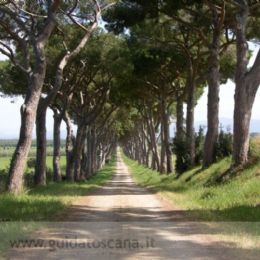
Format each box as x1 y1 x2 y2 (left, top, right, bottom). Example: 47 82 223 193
24 172 34 187
27 158 36 168
173 138 190 174
0 169 8 193
46 167 53 182
173 126 233 175
215 129 233 160
249 136 260 159
173 126 205 175
194 126 205 164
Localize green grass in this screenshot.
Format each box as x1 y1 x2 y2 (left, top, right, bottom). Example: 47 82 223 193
0 158 116 258
0 140 66 158
0 158 115 221
123 154 260 249
123 154 260 222
0 157 11 170
46 156 66 172
0 156 67 192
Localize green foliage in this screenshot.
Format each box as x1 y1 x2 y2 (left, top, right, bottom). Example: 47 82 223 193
215 129 233 160
27 158 36 169
194 126 205 164
173 126 205 174
0 61 27 96
173 137 190 174
103 0 204 33
219 44 237 84
249 135 260 159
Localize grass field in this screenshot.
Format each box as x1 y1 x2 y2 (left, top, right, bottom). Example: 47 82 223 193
0 156 66 172
0 157 116 258
0 156 67 193
0 140 66 168
0 157 11 170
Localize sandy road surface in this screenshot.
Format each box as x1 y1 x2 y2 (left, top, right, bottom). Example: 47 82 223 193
9 151 259 259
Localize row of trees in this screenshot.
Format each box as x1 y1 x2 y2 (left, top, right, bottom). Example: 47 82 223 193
104 0 260 173
0 1 259 194
0 0 125 194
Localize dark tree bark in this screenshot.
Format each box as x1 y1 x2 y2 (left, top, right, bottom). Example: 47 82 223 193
203 3 224 168
8 70 46 192
91 125 97 175
176 98 185 141
80 141 87 179
146 109 160 171
53 108 63 182
232 2 260 166
145 144 151 167
164 109 173 174
73 123 86 181
35 102 47 186
186 64 196 167
160 96 167 174
64 111 75 181
34 18 99 185
86 128 93 178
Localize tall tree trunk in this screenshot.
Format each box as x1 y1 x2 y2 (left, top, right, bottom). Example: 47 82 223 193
160 95 167 174
35 103 47 186
136 137 142 164
64 111 74 181
53 108 62 182
175 98 185 174
233 3 260 166
146 110 160 171
146 144 151 168
176 98 184 141
86 128 93 178
7 59 47 193
73 124 86 181
34 12 99 184
186 65 196 167
91 126 97 175
203 4 222 168
164 109 173 174
7 0 60 195
233 88 255 165
80 143 87 179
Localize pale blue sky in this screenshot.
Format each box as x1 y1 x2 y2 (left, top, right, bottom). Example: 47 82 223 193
0 44 259 138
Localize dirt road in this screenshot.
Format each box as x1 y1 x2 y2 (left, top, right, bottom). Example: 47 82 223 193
9 152 259 259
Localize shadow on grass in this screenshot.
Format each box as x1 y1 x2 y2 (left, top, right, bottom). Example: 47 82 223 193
0 161 116 221
205 158 260 187
185 168 204 182
186 205 260 222
29 165 115 197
